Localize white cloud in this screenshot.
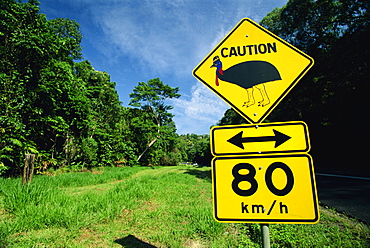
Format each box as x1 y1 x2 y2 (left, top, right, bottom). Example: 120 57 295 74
82 0 266 77
89 2 200 75
171 81 229 134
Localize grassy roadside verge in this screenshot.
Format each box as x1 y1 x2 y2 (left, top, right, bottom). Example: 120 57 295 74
0 166 369 247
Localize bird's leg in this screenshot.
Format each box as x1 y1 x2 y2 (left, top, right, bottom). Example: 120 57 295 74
242 88 255 107
255 84 270 107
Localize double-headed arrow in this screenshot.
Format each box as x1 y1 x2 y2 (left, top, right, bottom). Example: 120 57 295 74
227 129 291 149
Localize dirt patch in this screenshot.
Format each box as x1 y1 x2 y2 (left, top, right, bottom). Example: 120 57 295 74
91 171 103 174
77 228 113 248
184 239 204 248
0 208 12 221
140 200 158 212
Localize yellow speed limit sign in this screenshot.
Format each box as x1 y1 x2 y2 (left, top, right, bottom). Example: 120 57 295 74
212 154 319 224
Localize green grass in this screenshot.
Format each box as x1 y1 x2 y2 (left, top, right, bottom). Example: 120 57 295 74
0 166 369 247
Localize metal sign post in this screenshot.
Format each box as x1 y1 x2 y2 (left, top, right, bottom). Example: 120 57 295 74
260 224 270 248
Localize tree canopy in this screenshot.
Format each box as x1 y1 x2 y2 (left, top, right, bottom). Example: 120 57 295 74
3 0 367 176
129 78 181 165
0 0 184 176
218 0 369 170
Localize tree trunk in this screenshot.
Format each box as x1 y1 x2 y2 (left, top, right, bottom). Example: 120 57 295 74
137 138 157 162
22 154 35 184
137 116 161 163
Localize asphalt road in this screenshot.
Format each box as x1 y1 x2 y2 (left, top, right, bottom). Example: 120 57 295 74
315 172 370 224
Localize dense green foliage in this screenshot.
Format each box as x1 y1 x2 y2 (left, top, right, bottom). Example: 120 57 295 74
177 134 212 166
217 108 249 126
0 0 186 176
218 0 370 170
260 0 369 126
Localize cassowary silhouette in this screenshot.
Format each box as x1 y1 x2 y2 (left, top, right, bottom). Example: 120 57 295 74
211 56 281 107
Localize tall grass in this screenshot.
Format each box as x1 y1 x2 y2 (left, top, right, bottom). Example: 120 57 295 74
0 166 150 246
37 166 146 188
1 166 369 247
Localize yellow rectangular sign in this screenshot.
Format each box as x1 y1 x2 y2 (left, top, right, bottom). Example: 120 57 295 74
211 121 310 156
212 154 319 224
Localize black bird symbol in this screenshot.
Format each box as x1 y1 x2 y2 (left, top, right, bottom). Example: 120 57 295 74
211 56 282 107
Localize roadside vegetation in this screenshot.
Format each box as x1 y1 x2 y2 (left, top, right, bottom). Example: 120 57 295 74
1 1 369 246
1 0 369 177
1 166 368 247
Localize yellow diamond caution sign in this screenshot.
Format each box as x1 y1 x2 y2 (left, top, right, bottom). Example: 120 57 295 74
193 18 314 123
212 154 319 224
211 121 310 156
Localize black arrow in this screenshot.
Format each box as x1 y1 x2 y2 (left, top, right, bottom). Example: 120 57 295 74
227 129 291 149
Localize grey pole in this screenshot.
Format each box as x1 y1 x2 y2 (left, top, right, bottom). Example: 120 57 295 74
260 224 270 248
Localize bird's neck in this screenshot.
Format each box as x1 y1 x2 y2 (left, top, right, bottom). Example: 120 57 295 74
218 68 224 75
216 67 223 86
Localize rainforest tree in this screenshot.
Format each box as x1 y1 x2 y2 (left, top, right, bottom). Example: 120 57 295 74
129 78 181 166
0 0 136 175
0 0 86 174
259 0 370 168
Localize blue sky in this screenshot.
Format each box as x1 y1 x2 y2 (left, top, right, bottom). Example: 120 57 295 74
39 0 287 135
